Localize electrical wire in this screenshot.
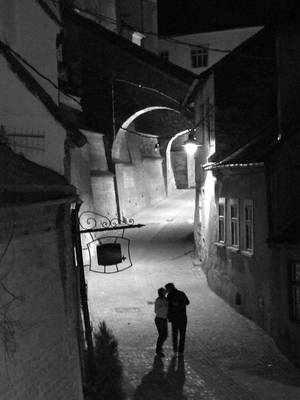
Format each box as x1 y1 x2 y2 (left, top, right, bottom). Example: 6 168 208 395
0 38 192 138
0 40 183 111
114 78 180 105
49 1 277 62
0 3 274 139
0 41 82 107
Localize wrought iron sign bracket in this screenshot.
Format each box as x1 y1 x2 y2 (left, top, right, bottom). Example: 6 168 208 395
79 224 144 234
78 211 144 274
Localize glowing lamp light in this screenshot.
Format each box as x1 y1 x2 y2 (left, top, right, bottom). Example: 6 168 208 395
183 131 202 155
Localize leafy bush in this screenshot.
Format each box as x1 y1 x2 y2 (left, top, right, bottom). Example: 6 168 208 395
85 321 125 400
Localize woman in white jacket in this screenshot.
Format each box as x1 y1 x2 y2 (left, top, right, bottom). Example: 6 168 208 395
154 287 168 357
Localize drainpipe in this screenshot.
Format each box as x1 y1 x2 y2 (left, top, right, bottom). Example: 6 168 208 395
71 202 94 377
265 161 274 245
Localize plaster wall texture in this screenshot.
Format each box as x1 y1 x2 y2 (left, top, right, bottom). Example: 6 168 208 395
84 130 108 172
116 163 148 218
0 204 83 400
193 70 274 331
114 131 166 218
193 74 215 168
70 144 94 212
0 57 66 175
118 0 158 53
277 32 300 138
191 28 300 366
0 0 61 102
269 125 300 235
142 157 166 202
266 132 300 365
194 167 273 331
91 173 118 218
115 157 165 219
271 246 300 366
69 128 118 219
75 129 118 218
158 26 262 74
212 169 272 327
74 0 118 32
171 150 187 189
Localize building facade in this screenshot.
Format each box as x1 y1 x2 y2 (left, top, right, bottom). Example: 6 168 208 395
60 7 195 218
183 27 300 365
158 26 262 74
0 144 84 400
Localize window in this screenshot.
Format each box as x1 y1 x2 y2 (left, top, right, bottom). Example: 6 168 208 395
229 199 239 247
191 47 208 68
289 261 300 321
244 200 254 252
159 51 169 61
218 198 226 243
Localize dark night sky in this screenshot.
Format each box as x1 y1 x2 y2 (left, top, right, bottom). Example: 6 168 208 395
157 0 268 36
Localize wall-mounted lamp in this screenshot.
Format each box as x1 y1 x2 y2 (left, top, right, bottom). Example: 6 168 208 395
183 130 202 155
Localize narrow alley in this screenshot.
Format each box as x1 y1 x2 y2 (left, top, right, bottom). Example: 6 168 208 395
86 189 300 400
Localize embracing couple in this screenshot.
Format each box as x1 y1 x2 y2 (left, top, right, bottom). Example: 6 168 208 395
154 283 190 358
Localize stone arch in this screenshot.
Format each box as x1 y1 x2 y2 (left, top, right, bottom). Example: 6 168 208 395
111 106 191 219
112 106 180 162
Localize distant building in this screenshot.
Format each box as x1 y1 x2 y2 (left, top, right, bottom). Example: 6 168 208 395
158 26 263 74
70 1 263 75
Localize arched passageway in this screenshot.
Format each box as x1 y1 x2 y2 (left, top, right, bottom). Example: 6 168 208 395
112 106 193 219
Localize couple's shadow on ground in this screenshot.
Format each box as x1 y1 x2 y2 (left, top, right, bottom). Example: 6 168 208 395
133 355 187 400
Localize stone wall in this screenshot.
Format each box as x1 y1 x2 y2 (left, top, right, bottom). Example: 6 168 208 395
116 157 165 218
171 150 187 189
70 130 118 218
114 130 166 218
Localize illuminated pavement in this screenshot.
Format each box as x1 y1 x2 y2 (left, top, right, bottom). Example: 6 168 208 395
86 189 300 400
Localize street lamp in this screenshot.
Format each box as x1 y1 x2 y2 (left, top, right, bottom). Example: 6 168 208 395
183 129 202 155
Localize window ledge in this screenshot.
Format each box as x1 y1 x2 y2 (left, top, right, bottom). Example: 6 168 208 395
227 246 240 253
241 250 254 258
215 242 226 248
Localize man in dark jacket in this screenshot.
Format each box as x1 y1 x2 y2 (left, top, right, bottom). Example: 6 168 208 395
165 282 190 356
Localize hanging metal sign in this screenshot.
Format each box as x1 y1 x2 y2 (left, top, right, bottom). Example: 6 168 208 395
79 211 144 273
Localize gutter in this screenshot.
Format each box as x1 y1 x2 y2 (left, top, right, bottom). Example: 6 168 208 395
0 195 79 209
203 162 264 170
